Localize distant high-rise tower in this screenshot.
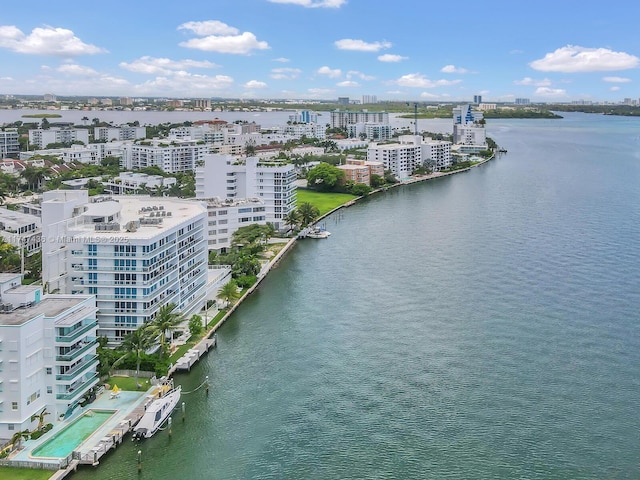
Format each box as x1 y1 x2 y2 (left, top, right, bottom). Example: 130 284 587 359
338 97 350 106
473 95 482 104
362 95 377 104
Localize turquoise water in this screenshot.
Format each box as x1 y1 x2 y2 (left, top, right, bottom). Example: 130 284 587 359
32 410 115 458
71 113 640 479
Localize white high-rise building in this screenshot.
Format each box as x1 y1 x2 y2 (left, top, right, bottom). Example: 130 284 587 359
367 135 452 177
28 129 90 149
0 274 99 437
0 129 20 158
123 140 207 173
203 197 267 252
94 126 146 142
452 104 486 147
195 155 296 231
41 191 208 345
331 110 389 129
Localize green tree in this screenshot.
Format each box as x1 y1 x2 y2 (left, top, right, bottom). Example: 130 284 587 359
297 202 320 227
30 408 50 431
189 315 204 337
283 210 301 231
218 280 240 308
21 166 50 191
119 326 157 388
245 140 257 156
350 183 372 196
306 162 345 192
0 238 20 272
150 303 185 356
370 174 385 188
10 429 30 451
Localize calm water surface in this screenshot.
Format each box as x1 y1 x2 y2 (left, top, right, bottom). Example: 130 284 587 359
70 113 640 479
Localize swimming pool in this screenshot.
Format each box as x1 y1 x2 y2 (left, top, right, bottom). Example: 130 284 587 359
31 409 116 458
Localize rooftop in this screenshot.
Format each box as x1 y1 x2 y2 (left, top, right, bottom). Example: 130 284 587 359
69 195 206 241
0 295 89 326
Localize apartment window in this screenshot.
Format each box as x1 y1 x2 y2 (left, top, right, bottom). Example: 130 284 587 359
8 424 14 431
11 402 18 410
218 210 227 215
218 219 228 225
47 386 52 394
45 367 52 375
238 208 252 213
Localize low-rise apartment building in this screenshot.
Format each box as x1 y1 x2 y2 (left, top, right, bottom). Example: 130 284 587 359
0 274 98 439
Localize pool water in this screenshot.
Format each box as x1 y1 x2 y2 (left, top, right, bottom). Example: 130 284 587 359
32 410 116 458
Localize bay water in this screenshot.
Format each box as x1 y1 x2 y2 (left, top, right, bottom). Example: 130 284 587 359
68 112 640 479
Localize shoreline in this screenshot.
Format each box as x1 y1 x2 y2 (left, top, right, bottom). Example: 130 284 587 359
181 151 498 357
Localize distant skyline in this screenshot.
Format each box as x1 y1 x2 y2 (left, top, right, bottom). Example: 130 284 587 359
0 0 639 102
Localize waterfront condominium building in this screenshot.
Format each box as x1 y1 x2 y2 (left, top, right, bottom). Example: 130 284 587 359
0 274 99 438
122 139 208 173
41 190 208 345
195 155 296 231
330 110 390 129
203 197 266 252
28 128 90 149
367 135 424 179
0 128 20 159
452 104 486 147
422 138 453 172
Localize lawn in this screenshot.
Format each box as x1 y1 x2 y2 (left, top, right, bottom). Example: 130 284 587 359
105 375 144 391
296 189 356 216
0 467 53 480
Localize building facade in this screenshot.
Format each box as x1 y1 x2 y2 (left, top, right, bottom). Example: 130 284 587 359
203 197 266 251
0 274 99 439
330 110 390 129
0 129 20 159
122 140 207 173
28 129 90 149
41 191 208 345
195 155 296 231
94 126 146 142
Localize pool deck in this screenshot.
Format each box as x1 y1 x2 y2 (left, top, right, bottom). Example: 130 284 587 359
8 387 150 475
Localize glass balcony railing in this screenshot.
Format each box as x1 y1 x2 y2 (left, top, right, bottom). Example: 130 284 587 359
56 373 99 400
56 356 99 381
55 321 98 343
56 341 96 362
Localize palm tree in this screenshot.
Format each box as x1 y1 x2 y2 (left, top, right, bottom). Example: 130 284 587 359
21 166 50 191
283 210 301 232
150 303 185 356
30 407 50 431
120 326 157 388
297 202 320 227
10 429 30 451
218 280 239 308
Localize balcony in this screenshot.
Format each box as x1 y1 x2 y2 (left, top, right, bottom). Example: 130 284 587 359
55 320 98 343
56 356 99 381
56 341 96 362
56 373 99 401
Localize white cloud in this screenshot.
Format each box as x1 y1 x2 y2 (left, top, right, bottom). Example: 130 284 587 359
273 57 290 63
177 21 239 36
335 38 391 52
420 92 440 99
393 73 462 88
378 54 407 63
317 66 341 78
267 0 346 7
178 21 269 54
307 88 334 96
120 56 219 75
0 25 106 56
0 76 13 81
514 77 552 87
244 80 267 89
441 64 468 74
133 72 234 95
534 87 567 97
530 45 640 72
602 76 631 83
610 86 621 91
337 80 359 87
346 70 374 81
57 64 100 76
270 67 301 80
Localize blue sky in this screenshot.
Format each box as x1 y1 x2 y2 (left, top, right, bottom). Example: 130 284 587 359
0 0 639 102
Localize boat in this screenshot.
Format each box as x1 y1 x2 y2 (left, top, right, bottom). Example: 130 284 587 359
306 227 331 239
132 378 181 440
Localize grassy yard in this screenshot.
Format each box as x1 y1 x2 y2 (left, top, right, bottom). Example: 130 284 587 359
0 467 53 480
296 189 356 216
105 375 145 391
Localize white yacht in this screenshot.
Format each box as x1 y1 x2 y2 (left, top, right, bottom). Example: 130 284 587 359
132 379 181 440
